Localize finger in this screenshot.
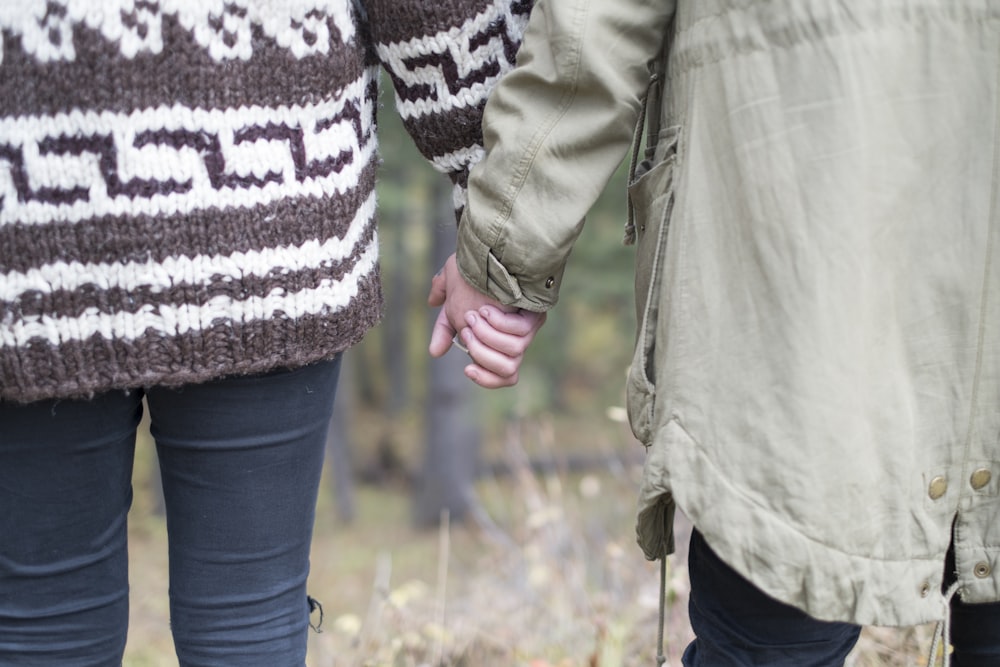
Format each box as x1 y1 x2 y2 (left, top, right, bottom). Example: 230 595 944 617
428 309 457 358
427 270 447 307
464 311 533 358
464 363 519 389
478 306 547 337
460 328 522 379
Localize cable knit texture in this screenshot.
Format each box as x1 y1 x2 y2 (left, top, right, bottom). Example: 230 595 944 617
0 0 531 403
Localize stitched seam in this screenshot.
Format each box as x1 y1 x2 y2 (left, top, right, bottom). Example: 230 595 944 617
486 0 588 252
669 417 946 564
957 41 1000 496
953 44 1000 568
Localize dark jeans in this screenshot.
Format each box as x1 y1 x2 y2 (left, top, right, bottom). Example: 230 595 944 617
0 358 341 667
683 529 1000 666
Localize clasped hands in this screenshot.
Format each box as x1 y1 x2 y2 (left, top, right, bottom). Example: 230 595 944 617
428 253 546 388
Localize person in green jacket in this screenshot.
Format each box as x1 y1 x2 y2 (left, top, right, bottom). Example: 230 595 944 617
430 1 1000 664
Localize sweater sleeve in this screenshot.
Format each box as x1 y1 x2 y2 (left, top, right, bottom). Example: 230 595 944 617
361 0 534 220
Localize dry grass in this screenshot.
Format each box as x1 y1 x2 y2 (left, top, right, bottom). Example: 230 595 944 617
123 417 935 666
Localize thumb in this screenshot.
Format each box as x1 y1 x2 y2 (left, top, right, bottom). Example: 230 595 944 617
427 270 447 307
428 307 456 358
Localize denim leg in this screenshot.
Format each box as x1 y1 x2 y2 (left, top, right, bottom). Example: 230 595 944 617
950 595 1000 666
0 392 141 666
682 529 861 667
146 358 341 667
943 538 1000 667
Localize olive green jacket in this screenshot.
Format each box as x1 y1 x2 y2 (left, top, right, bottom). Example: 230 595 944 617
456 0 1000 627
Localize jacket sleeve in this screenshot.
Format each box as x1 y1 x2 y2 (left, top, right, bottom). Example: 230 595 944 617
455 0 676 311
361 0 534 220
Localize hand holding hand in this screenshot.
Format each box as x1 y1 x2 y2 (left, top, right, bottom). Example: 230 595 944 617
428 254 546 388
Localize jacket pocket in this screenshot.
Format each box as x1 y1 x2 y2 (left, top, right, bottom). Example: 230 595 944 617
625 127 678 446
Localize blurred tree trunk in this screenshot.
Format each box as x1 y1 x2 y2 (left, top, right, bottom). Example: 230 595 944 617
383 186 410 417
352 340 379 406
326 352 356 523
413 179 483 527
369 173 413 481
546 311 570 412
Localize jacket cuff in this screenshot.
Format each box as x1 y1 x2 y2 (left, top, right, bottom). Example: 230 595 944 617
456 224 561 313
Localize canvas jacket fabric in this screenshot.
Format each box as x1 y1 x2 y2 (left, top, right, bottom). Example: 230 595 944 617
456 0 1000 627
0 0 531 403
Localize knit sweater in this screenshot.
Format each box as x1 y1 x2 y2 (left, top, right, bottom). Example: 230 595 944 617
0 0 531 403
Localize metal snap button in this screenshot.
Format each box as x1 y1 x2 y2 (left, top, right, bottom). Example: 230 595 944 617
544 276 555 289
970 468 992 491
919 581 931 597
928 476 948 500
974 562 991 578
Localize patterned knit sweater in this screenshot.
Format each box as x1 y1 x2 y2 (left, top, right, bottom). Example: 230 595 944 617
0 0 531 403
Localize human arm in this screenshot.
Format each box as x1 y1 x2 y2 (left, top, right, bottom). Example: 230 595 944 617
455 0 676 307
429 0 674 387
362 0 544 385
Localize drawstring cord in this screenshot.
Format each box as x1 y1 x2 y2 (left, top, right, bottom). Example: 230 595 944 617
928 582 960 667
625 72 659 246
656 555 668 666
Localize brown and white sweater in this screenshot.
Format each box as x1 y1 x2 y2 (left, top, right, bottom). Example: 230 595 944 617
0 0 531 403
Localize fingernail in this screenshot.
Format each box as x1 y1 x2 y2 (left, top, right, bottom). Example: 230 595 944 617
465 312 477 327
479 307 491 319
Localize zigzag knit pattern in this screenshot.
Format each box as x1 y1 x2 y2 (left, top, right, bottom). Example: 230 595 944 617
0 0 358 62
368 0 532 212
0 0 530 402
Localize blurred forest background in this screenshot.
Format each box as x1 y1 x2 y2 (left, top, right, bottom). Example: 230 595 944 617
122 79 931 666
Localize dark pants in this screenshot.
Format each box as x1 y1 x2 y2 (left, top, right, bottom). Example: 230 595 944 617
0 358 341 667
683 529 1000 666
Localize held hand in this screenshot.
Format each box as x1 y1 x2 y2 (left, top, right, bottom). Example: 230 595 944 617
428 254 500 356
428 254 546 388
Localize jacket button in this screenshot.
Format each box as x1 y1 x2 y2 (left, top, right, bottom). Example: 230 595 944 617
974 561 992 578
970 468 992 490
928 476 948 500
544 277 555 288
919 581 931 597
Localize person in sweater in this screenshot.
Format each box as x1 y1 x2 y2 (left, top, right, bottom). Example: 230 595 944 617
431 1 1000 665
0 1 541 664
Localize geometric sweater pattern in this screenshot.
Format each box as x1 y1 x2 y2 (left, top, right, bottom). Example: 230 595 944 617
0 0 530 402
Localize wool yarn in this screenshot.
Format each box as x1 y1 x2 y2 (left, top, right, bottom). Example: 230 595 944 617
0 0 530 402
